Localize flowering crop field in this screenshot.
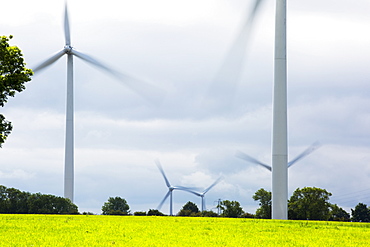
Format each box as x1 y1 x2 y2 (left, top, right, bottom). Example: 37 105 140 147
1 215 369 246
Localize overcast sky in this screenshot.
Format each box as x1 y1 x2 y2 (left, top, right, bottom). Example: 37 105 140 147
1 0 370 214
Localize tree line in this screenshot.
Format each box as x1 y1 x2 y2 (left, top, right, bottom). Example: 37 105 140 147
0 185 78 214
252 187 369 222
101 187 370 222
174 187 370 221
2 184 370 222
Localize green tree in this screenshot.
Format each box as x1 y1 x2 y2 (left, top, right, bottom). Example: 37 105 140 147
0 186 30 213
351 203 370 222
241 212 255 218
0 185 77 214
6 187 30 213
0 35 33 147
218 200 244 218
27 193 78 214
147 209 165 216
0 185 7 212
201 210 219 217
101 196 130 215
288 187 332 220
82 212 95 215
27 193 52 213
329 204 350 222
177 201 200 216
134 211 147 216
253 188 271 219
52 196 78 214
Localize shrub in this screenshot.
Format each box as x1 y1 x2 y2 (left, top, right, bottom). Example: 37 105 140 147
147 209 165 216
134 211 147 216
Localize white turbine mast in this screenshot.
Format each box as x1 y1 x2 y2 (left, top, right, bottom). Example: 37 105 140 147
32 4 163 202
272 0 288 220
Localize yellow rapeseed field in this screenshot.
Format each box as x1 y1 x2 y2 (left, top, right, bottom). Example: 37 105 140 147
0 214 369 246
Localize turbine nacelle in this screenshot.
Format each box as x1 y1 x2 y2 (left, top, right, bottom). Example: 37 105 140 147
64 45 73 54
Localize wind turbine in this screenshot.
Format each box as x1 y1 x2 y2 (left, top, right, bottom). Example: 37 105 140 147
236 142 321 172
188 177 222 212
209 0 288 219
155 160 197 216
32 4 163 202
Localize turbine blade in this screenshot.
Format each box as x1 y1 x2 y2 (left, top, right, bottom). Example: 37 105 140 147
288 142 321 168
236 150 272 171
70 49 165 105
64 3 71 46
184 189 202 197
174 186 202 196
70 49 117 75
203 177 222 194
173 185 200 191
205 0 265 110
32 49 67 73
155 159 171 188
250 0 265 17
157 190 171 210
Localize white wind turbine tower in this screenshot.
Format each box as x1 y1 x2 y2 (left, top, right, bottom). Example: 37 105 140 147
209 0 288 219
272 0 288 220
33 5 163 202
155 160 197 216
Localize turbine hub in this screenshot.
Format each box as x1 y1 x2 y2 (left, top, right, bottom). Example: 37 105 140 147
64 45 73 54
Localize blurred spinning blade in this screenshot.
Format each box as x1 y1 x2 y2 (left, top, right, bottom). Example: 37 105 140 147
236 150 272 171
155 159 171 188
288 142 321 168
71 49 165 105
205 0 265 111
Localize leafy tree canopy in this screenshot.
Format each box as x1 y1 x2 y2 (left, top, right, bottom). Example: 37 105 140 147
0 185 78 214
134 211 147 216
288 187 332 220
0 35 33 147
253 188 271 219
218 200 244 218
329 204 350 222
351 203 370 222
177 201 200 216
201 210 219 217
101 196 130 215
147 209 165 216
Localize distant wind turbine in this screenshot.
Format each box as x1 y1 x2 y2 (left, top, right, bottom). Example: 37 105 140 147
32 4 163 202
155 160 197 216
188 177 222 212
